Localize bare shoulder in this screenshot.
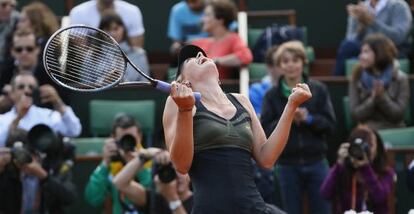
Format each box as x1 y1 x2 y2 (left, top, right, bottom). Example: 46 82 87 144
230 93 255 113
230 93 250 105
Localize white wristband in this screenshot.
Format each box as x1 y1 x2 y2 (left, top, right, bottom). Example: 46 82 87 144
169 199 182 211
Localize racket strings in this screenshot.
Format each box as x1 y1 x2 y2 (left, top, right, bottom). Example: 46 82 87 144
48 33 124 82
44 27 126 90
46 43 122 84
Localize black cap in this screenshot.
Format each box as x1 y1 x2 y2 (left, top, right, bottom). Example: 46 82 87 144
175 45 207 80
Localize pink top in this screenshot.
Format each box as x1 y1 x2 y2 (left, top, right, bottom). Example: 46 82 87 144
192 32 253 79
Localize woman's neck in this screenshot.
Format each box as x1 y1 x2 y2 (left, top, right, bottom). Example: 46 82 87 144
211 26 229 41
193 81 228 104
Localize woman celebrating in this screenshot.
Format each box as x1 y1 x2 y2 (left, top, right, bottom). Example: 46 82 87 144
320 125 395 214
349 33 410 130
163 45 311 214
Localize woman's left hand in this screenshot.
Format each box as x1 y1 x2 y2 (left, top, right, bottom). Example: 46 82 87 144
171 81 195 112
288 83 312 107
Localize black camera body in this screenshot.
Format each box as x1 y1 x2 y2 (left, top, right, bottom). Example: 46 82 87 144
154 162 177 183
11 143 33 165
110 134 137 163
10 124 71 167
348 138 370 160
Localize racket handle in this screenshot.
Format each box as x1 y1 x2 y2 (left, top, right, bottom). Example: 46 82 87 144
155 80 201 101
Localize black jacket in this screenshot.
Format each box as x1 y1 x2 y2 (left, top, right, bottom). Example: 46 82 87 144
260 76 336 165
0 160 77 214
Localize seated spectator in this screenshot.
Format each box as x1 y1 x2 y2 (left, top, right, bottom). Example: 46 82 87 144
0 0 19 63
191 0 252 79
0 126 77 214
349 33 409 130
113 149 194 214
320 125 395 214
17 1 59 48
0 72 82 147
84 114 152 214
333 0 412 76
260 41 336 214
0 29 42 88
70 0 145 48
99 12 149 82
249 45 281 117
168 0 208 59
0 29 70 111
408 159 414 193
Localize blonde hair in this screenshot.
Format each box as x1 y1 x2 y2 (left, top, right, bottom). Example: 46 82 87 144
22 2 59 39
274 41 308 66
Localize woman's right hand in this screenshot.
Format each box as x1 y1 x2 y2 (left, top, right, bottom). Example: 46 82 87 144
337 142 350 165
288 83 312 107
171 81 195 112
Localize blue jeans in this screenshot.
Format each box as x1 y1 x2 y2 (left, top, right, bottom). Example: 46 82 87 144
333 39 361 76
277 159 331 214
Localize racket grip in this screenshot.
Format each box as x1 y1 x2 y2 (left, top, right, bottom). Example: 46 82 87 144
155 80 201 101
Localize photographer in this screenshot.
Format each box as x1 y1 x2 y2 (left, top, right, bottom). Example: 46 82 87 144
84 114 152 214
0 125 77 214
113 149 193 214
0 72 82 147
320 125 395 214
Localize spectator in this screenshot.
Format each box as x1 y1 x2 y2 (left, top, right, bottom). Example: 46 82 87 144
113 149 194 214
99 12 149 82
349 33 409 130
168 0 208 57
192 0 252 79
0 72 82 147
151 172 193 214
70 0 145 48
408 159 414 193
0 0 19 63
0 126 77 214
0 29 42 88
0 29 69 112
320 125 395 214
84 114 152 214
261 41 336 214
249 45 281 117
333 0 412 76
17 1 59 48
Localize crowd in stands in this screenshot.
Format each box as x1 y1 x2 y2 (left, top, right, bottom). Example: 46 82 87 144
0 0 413 213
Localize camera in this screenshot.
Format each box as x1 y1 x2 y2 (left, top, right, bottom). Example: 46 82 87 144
10 142 32 165
110 134 137 162
154 162 177 183
348 138 370 160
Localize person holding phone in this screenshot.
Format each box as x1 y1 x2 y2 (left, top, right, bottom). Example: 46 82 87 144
0 72 82 147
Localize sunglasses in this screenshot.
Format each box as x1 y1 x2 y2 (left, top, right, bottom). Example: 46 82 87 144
0 1 16 8
15 83 37 91
13 46 35 53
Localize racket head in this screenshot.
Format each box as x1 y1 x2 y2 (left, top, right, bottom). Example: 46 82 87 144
43 25 127 92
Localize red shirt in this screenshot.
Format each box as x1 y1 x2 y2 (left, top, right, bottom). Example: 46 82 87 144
192 32 253 79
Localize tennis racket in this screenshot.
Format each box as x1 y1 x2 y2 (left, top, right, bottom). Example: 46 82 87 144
43 25 200 100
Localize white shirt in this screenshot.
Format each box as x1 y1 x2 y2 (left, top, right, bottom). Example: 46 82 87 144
0 105 82 147
365 0 388 15
69 0 145 37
